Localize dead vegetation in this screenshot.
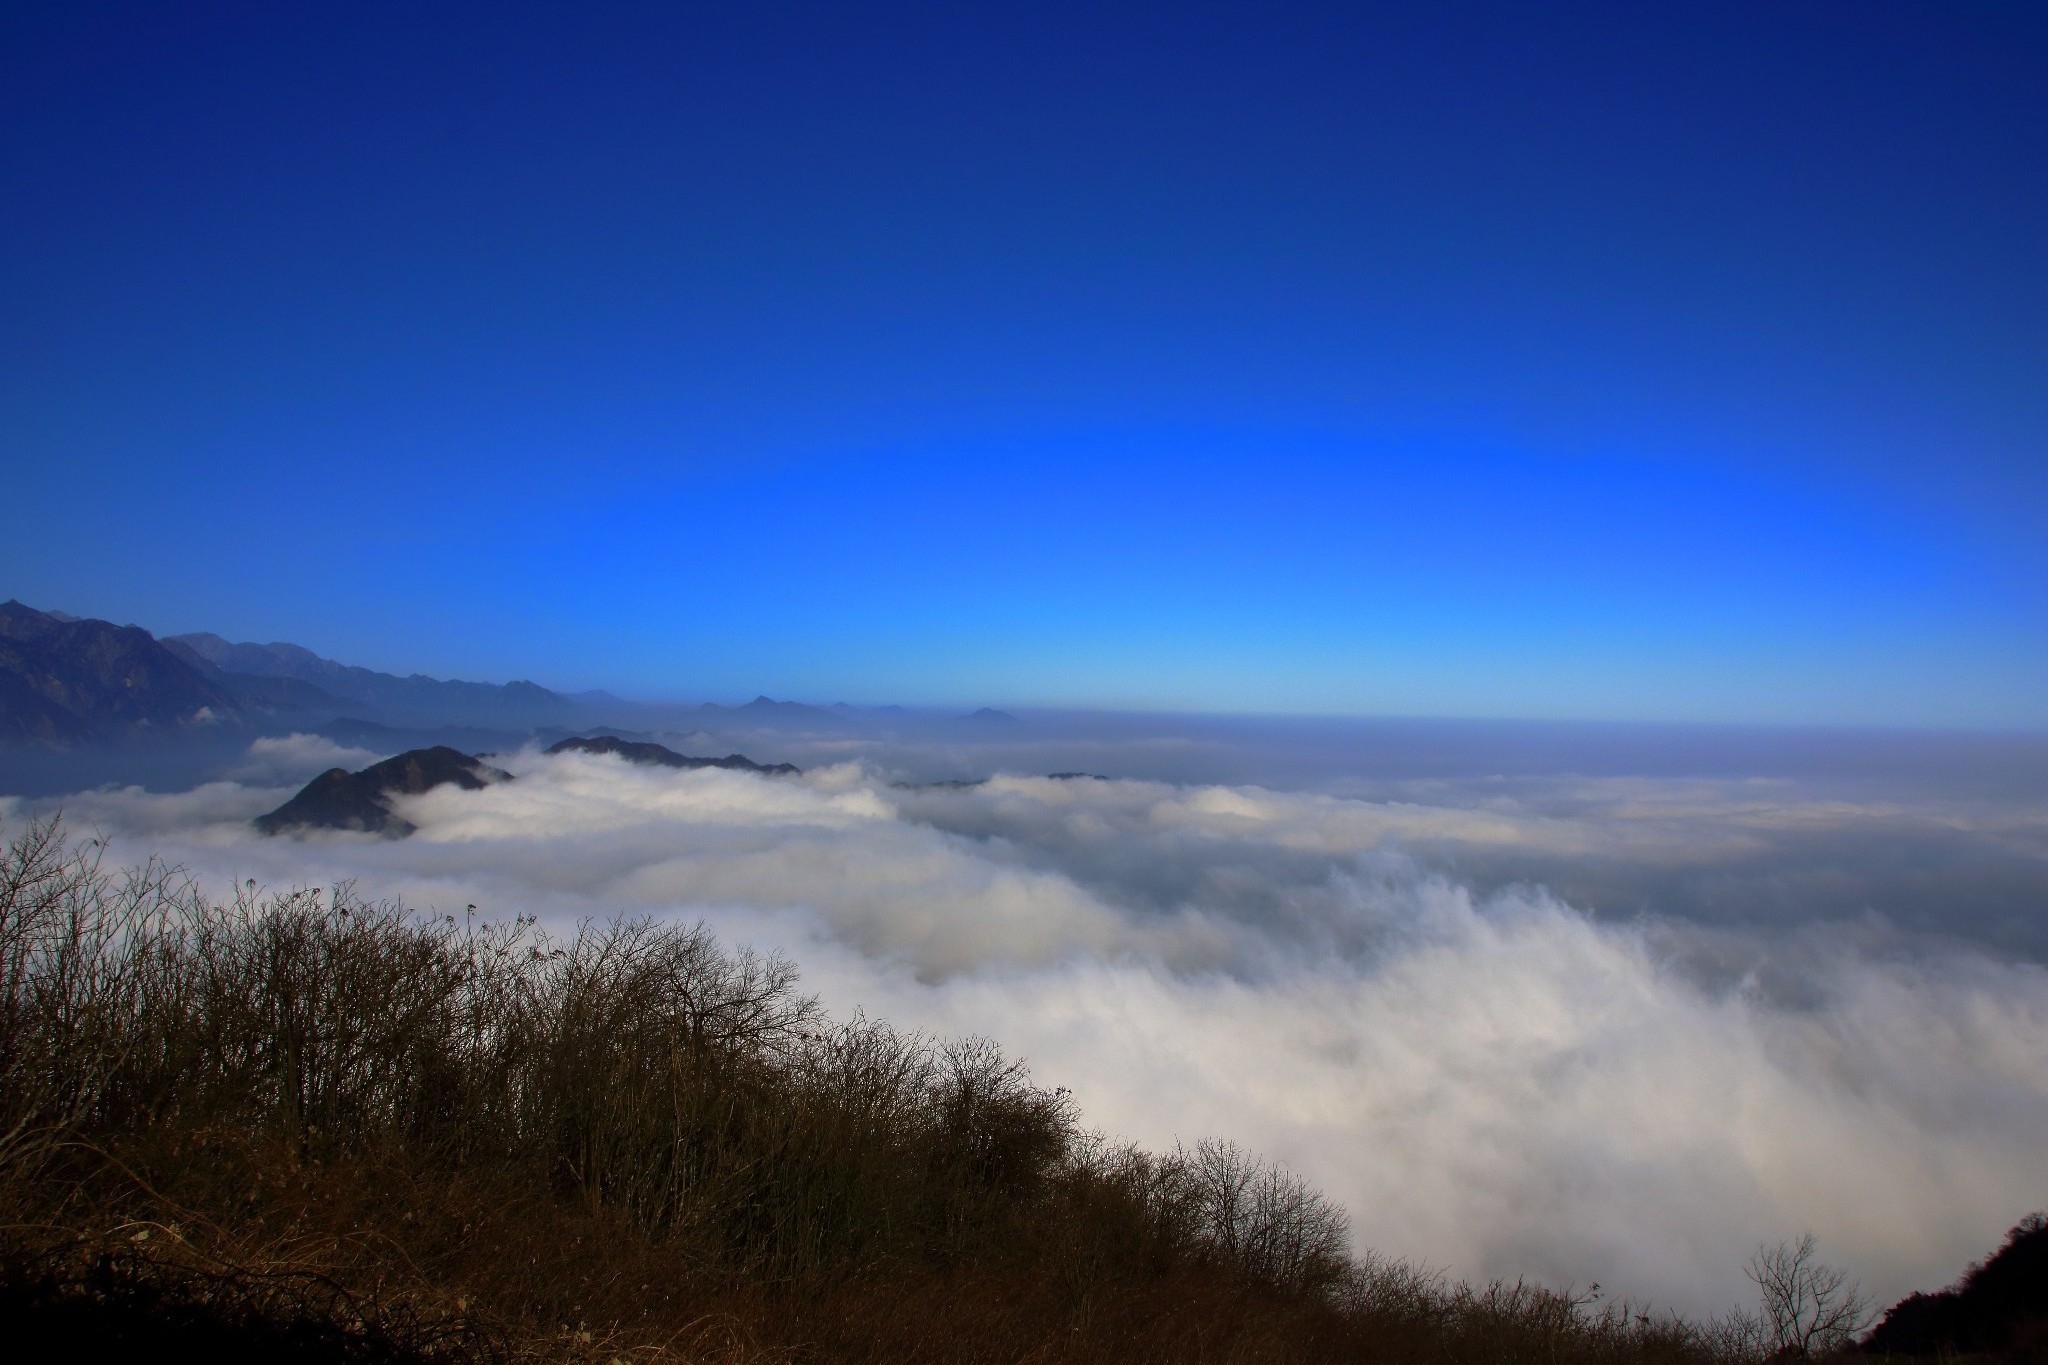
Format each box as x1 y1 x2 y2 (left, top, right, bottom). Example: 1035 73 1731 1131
0 815 1849 1362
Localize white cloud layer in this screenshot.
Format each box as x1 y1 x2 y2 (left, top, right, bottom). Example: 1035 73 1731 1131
223 732 387 785
6 740 2046 1317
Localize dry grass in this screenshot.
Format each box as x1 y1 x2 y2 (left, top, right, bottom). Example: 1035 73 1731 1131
0 815 1775 1363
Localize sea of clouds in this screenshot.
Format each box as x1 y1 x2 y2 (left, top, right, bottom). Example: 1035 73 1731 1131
6 725 2047 1318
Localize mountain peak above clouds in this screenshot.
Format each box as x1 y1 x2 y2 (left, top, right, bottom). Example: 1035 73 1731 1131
546 734 799 775
740 695 811 714
254 745 513 837
693 695 845 728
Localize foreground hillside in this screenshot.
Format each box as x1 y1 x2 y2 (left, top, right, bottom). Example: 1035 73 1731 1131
0 818 2031 1363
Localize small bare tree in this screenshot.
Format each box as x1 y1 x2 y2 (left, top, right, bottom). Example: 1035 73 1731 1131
1176 1137 1351 1291
1746 1233 1871 1359
0 817 181 1178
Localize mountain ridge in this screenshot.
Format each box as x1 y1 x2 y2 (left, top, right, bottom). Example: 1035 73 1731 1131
0 600 245 744
1 602 945 763
546 733 801 776
168 630 574 727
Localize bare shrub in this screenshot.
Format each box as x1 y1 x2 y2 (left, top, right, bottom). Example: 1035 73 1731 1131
0 817 184 1175
1169 1137 1352 1292
0 815 1770 1363
1746 1233 1870 1359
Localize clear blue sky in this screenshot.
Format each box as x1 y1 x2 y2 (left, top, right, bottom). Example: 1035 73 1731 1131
3 1 2043 725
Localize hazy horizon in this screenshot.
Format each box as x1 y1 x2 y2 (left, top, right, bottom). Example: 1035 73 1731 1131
22 592 2048 738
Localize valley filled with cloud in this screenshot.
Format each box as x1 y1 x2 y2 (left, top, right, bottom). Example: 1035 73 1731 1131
11 728 2045 1318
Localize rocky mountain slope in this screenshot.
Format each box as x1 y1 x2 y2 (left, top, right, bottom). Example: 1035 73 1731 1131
0 600 243 744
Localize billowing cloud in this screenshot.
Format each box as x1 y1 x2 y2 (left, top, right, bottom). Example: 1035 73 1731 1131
5 735 2046 1317
224 731 387 785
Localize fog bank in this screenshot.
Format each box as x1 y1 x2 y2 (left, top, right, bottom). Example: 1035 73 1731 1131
6 733 2046 1316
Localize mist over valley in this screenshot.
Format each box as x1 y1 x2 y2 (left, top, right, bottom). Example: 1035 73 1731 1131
5 603 2044 1324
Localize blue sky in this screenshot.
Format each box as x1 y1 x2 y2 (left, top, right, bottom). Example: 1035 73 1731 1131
3 1 2044 724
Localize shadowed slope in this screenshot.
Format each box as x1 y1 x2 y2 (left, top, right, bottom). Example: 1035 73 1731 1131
255 746 512 837
1861 1215 2048 1358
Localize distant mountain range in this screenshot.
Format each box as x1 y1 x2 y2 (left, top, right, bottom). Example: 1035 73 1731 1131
0 600 580 746
1 600 244 744
165 630 574 728
0 599 1019 766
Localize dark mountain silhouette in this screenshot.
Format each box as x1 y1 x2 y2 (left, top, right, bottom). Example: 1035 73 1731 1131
254 746 512 837
168 631 574 728
963 706 1018 723
1860 1213 2048 1358
545 734 800 776
0 601 244 745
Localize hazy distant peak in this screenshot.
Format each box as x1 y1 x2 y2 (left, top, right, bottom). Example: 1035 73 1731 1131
692 695 843 728
160 637 221 673
166 633 345 678
164 631 233 665
740 695 816 713
162 631 574 728
964 707 1018 723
